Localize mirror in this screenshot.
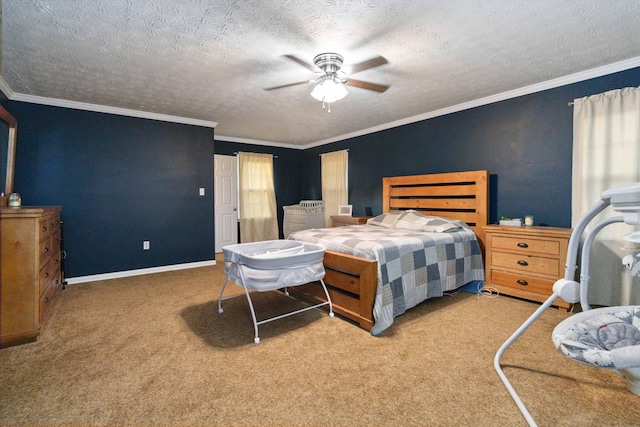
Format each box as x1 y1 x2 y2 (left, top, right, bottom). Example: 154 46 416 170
0 106 17 203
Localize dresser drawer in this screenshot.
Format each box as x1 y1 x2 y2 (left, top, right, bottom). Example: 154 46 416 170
40 258 52 295
39 214 59 238
39 227 61 268
39 282 57 323
39 235 53 267
491 251 560 276
491 270 556 295
39 255 61 296
491 235 561 256
493 252 560 275
52 229 61 250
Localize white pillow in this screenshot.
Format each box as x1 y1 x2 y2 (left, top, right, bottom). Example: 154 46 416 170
394 210 463 232
366 211 404 228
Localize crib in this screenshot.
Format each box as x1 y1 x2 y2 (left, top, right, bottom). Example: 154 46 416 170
218 240 334 343
495 182 640 426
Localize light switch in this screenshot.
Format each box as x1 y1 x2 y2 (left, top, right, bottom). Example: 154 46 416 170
199 188 205 196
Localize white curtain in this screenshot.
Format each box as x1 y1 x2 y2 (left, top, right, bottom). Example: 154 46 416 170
572 86 640 306
238 152 279 243
321 150 348 227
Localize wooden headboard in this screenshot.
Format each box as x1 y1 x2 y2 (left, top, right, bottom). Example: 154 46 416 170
382 170 490 249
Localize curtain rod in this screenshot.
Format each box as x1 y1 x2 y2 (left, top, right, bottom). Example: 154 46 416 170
234 151 278 158
568 102 574 106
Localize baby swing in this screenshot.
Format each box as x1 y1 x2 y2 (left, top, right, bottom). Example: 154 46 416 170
495 182 640 427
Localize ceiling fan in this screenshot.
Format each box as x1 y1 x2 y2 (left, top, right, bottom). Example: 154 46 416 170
265 53 389 111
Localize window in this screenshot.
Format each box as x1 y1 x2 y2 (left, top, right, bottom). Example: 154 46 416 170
237 152 278 242
321 150 348 227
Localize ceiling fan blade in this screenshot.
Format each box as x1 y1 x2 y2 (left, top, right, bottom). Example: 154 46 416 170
343 55 388 74
347 79 389 93
283 54 318 72
264 80 310 91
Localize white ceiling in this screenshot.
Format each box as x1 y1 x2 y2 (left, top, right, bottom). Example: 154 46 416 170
2 0 640 148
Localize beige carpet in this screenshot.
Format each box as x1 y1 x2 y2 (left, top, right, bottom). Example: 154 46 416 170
1 257 639 426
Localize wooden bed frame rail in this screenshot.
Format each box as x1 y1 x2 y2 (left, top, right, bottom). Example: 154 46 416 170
287 251 377 330
290 170 489 332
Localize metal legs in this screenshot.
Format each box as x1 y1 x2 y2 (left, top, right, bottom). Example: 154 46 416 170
218 271 334 344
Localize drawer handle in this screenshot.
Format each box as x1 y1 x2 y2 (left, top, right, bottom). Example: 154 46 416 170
42 226 47 232
45 297 49 303
517 279 529 286
50 223 54 229
45 272 49 278
44 247 49 253
517 242 529 248
517 260 528 266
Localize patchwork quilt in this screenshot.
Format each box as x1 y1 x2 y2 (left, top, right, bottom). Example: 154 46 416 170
289 224 485 335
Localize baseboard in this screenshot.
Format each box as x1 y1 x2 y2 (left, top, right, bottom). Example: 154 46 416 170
65 260 217 285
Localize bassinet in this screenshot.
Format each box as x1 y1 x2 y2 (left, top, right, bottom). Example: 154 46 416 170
218 240 334 343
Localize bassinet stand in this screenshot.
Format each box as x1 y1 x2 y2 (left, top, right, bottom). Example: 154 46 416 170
218 241 334 344
494 183 640 426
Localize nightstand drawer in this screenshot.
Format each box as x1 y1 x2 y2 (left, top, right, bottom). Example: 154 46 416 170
491 270 555 295
492 251 559 275
491 235 561 256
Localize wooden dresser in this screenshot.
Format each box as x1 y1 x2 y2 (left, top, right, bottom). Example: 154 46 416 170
1 206 63 347
483 225 572 310
330 215 371 227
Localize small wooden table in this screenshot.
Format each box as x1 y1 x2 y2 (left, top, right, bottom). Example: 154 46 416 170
330 215 372 227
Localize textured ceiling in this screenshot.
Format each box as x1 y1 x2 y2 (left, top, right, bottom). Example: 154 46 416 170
2 0 640 147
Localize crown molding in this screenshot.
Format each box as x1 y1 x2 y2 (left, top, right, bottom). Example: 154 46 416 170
214 134 306 150
9 92 218 128
302 56 640 149
4 56 640 148
0 75 15 99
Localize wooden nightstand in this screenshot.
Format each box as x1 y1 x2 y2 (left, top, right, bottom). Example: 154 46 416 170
483 225 573 310
330 215 371 227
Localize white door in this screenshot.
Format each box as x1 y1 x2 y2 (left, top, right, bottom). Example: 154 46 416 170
214 154 238 252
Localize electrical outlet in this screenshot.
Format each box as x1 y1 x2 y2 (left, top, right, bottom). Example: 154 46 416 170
143 241 150 250
199 187 205 196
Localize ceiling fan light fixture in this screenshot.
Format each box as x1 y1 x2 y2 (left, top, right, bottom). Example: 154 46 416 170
311 78 348 103
265 51 387 112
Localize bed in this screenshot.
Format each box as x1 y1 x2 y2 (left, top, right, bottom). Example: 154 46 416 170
286 170 489 335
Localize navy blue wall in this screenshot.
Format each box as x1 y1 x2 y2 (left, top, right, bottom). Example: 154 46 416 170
300 66 640 227
8 102 215 277
6 66 639 278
